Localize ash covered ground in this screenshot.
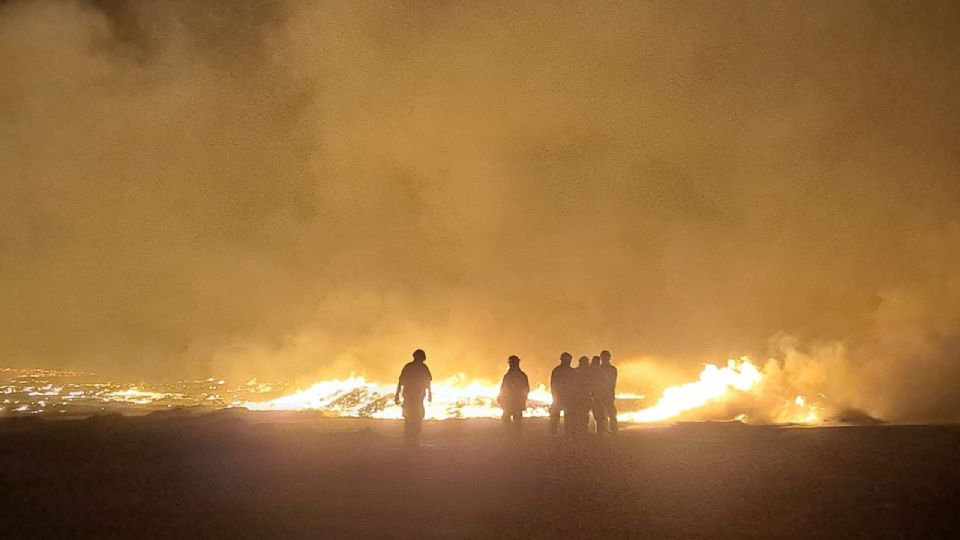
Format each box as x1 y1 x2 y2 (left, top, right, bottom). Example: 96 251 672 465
2 412 958 539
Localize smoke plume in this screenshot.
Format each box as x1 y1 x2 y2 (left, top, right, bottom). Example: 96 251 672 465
1 0 959 421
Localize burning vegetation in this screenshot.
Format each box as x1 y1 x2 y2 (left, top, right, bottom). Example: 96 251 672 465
1 357 830 425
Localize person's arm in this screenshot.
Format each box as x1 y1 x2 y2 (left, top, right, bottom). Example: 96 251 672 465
395 366 405 405
522 374 530 407
426 367 433 403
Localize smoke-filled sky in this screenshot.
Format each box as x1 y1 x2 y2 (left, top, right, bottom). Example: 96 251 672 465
2 0 959 421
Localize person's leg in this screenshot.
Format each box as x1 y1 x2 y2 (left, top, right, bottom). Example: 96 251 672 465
593 399 607 435
405 400 424 445
570 404 586 437
402 402 411 444
608 400 618 435
416 400 425 441
549 403 561 435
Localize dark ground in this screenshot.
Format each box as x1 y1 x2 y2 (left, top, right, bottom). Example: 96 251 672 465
1 411 959 539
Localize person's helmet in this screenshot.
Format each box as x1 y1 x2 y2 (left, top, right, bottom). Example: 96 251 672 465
508 355 521 367
413 349 426 361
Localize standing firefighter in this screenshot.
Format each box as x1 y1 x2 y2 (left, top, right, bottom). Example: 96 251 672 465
498 355 530 434
394 349 433 446
549 352 575 437
598 350 618 435
568 356 593 438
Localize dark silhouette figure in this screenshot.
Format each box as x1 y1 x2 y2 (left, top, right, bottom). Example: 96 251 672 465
498 355 530 434
598 349 618 435
394 349 433 446
568 356 593 438
549 352 574 437
589 355 606 435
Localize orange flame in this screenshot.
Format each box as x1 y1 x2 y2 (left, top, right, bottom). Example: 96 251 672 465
241 357 825 424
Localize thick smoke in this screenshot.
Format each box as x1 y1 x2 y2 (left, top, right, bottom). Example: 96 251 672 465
1 1 959 421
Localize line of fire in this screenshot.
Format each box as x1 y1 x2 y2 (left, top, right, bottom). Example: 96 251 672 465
1 357 829 425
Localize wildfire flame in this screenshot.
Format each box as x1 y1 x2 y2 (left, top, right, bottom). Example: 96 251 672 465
242 374 555 420
618 358 761 423
0 359 825 424
242 357 825 424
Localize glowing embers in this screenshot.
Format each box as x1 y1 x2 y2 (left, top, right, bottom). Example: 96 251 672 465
0 374 272 415
105 387 178 405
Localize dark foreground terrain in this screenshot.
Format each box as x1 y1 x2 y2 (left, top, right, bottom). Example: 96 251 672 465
2 411 959 539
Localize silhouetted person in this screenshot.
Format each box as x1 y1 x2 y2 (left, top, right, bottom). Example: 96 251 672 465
498 355 530 435
395 349 433 446
598 350 618 435
549 352 574 437
568 356 593 438
589 355 606 435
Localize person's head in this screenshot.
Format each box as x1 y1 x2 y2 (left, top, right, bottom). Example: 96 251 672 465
578 355 590 368
508 355 521 369
560 352 572 366
601 350 612 365
412 349 426 362
591 355 601 367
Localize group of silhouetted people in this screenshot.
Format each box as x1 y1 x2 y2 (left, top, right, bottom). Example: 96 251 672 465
549 351 618 439
394 349 617 446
